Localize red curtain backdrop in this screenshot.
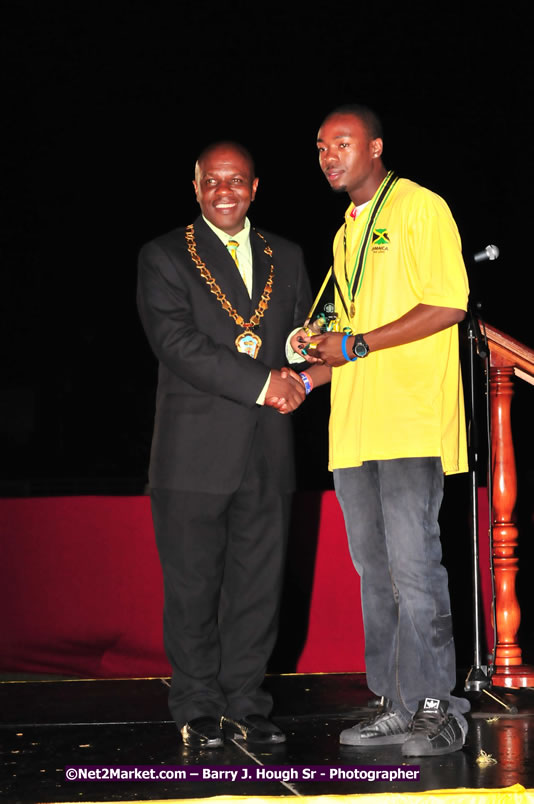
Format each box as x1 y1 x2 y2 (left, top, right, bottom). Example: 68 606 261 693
0 493 365 677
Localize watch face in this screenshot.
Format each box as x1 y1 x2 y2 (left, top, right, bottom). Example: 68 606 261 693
353 335 369 357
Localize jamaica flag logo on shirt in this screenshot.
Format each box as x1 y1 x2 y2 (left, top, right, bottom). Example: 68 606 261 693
371 227 390 253
372 228 390 245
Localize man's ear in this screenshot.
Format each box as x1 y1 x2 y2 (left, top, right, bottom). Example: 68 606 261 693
371 138 383 159
251 177 259 201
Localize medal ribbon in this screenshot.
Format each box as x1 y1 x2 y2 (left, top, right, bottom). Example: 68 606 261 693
344 170 399 306
305 171 399 328
306 266 350 324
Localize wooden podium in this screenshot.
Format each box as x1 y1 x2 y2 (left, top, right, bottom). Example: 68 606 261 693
484 322 534 688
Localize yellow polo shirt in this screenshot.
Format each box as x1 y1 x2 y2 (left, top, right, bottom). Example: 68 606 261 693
329 177 469 475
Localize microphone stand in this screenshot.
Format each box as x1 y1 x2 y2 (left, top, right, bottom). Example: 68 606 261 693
463 304 517 712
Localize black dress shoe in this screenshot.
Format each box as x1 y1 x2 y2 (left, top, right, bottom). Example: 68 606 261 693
221 714 286 745
181 716 224 749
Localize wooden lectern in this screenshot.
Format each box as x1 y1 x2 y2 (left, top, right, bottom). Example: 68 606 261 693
484 323 534 688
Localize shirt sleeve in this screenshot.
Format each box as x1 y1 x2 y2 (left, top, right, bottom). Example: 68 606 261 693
256 373 271 405
406 189 469 311
285 327 307 364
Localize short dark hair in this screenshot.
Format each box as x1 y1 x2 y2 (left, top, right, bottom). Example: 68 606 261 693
322 104 383 140
196 141 255 176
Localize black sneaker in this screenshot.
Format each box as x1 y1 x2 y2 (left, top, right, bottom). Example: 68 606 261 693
221 714 286 745
402 698 465 756
339 697 410 746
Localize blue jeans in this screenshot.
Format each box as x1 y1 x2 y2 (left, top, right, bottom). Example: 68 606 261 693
334 458 469 731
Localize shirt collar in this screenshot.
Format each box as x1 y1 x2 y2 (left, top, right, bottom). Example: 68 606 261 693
347 200 371 221
202 215 251 246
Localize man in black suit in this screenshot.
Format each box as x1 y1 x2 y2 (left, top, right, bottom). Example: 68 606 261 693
137 142 311 749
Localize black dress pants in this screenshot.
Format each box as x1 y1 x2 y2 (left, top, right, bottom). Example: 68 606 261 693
150 440 291 729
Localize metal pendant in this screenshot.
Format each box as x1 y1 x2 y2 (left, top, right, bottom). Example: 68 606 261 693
350 302 356 319
235 331 262 359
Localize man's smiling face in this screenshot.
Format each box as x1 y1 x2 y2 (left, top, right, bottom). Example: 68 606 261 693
193 145 259 235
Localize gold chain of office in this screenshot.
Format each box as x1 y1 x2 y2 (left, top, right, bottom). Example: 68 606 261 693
185 224 274 330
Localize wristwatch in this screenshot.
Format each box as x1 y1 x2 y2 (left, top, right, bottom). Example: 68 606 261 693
352 333 370 358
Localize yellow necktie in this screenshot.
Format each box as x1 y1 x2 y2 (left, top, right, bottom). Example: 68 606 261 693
227 240 247 288
227 239 240 266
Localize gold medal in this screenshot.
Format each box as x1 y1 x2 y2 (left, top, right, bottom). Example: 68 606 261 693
350 302 356 318
235 331 262 359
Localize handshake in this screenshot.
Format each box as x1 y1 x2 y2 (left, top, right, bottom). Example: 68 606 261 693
264 316 342 414
265 367 307 415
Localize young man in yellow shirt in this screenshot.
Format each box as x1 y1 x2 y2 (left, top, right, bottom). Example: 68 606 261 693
291 105 470 756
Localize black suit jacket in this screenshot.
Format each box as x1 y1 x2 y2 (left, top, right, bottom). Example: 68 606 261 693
137 216 311 494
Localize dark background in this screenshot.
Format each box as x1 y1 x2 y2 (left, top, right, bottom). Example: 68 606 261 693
2 4 533 661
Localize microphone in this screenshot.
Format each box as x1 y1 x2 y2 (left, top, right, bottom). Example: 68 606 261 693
473 244 499 262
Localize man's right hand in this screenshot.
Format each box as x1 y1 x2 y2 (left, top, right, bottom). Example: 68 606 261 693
265 369 306 414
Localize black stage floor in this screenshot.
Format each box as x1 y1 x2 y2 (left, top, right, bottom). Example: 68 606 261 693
1 673 534 802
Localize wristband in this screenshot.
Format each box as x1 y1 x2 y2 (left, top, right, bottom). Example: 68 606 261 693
299 371 313 395
341 333 357 363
